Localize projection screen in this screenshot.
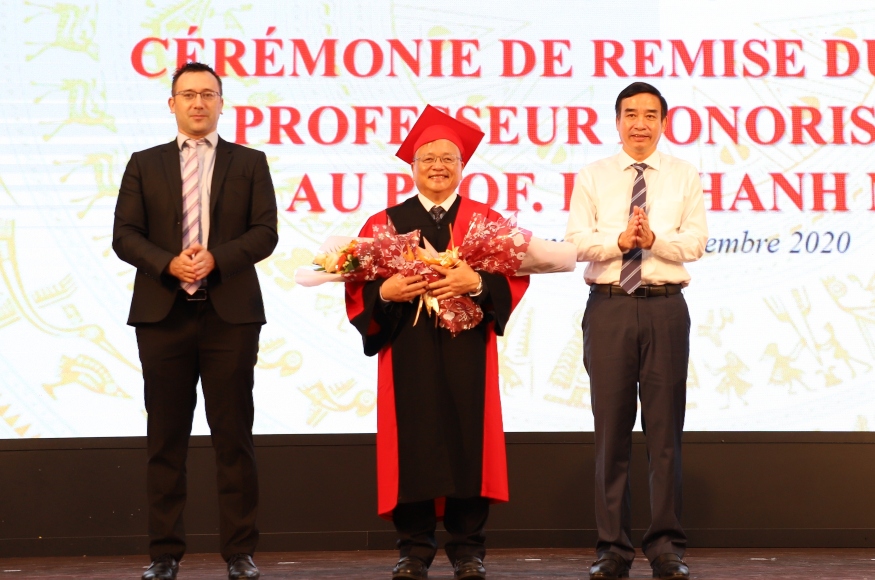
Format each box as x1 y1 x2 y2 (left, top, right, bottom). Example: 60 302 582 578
1 0 874 437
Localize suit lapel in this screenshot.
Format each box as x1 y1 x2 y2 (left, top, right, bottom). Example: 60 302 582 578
161 139 183 221
210 137 232 216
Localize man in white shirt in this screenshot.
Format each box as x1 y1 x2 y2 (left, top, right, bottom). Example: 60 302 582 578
566 82 708 580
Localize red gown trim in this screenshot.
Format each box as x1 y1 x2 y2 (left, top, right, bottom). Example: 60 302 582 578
376 345 400 518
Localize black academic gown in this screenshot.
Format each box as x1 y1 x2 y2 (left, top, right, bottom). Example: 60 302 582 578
345 196 529 519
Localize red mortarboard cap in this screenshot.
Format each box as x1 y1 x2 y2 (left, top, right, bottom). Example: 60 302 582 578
395 105 485 165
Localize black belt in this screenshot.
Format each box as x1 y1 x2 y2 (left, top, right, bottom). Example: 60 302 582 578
184 288 208 301
591 284 682 298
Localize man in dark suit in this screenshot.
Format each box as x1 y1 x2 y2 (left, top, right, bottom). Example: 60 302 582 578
113 62 277 580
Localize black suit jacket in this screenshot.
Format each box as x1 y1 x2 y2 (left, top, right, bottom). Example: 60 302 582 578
113 136 278 325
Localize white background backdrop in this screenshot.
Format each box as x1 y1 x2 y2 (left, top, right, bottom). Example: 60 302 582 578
1 0 874 437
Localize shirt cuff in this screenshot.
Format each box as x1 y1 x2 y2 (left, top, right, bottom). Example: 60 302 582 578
376 279 394 312
604 232 625 259
649 235 671 260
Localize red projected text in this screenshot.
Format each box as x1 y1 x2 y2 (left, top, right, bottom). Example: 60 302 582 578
128 28 875 215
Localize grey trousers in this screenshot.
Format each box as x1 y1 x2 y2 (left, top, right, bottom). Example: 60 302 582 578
582 289 690 563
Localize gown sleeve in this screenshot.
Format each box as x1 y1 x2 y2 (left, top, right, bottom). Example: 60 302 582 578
345 212 405 356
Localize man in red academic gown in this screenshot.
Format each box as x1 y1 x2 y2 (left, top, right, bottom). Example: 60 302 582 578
345 106 529 580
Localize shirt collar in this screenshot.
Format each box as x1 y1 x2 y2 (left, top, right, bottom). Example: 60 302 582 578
417 191 458 212
176 131 218 150
616 149 661 172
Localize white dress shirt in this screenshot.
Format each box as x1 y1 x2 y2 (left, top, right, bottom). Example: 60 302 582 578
565 150 708 286
417 191 458 214
176 131 218 249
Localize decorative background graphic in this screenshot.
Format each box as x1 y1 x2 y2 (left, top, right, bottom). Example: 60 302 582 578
1 0 873 437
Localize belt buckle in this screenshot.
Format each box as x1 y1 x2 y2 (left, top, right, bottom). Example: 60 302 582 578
633 286 649 298
185 288 207 301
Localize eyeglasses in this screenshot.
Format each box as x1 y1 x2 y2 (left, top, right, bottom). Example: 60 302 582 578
414 155 461 166
173 90 222 102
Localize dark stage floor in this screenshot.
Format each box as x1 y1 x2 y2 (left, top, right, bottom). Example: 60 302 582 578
1 548 873 579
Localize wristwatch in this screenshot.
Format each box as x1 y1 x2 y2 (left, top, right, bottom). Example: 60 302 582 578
470 274 483 297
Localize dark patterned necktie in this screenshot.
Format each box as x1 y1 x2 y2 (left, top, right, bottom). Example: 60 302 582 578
619 163 648 294
430 206 446 224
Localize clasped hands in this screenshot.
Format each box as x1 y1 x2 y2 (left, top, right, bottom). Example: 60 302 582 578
166 242 215 283
618 206 656 252
379 260 481 303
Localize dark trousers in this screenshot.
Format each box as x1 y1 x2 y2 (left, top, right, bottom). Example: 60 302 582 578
135 292 261 561
582 290 689 563
392 497 489 567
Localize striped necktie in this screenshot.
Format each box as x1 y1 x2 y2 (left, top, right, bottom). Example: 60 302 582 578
619 163 648 294
181 138 204 294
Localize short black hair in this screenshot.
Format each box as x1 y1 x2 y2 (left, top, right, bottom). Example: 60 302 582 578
171 62 223 95
615 82 667 120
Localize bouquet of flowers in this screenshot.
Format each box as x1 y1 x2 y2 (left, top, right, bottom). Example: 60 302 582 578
312 239 362 275
295 213 577 336
294 224 423 286
412 213 533 335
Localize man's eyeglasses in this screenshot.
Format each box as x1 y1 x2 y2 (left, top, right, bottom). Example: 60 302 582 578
414 155 461 166
173 90 222 102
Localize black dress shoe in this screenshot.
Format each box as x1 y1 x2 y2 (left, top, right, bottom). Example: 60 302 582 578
227 554 260 579
392 556 429 579
454 556 486 579
589 552 630 579
650 553 689 579
142 554 178 580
